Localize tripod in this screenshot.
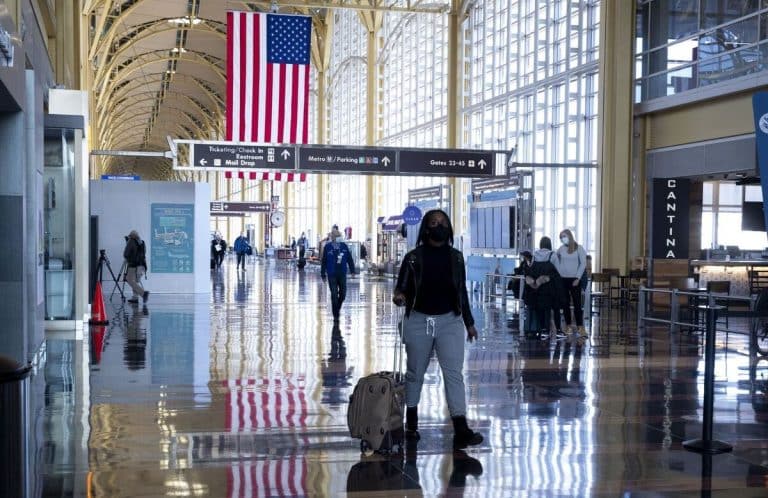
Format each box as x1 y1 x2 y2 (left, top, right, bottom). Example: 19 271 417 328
110 260 128 301
95 249 126 302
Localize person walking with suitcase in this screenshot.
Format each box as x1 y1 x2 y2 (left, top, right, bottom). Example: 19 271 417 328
392 209 483 449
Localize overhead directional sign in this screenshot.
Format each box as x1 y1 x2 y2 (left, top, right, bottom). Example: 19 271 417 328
210 201 271 213
192 143 295 169
174 140 507 178
297 145 397 175
399 149 495 177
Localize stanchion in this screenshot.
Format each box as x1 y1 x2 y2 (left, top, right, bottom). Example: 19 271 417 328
637 286 646 330
683 305 733 454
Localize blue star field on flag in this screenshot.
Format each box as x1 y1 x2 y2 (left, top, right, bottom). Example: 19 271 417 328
267 14 311 65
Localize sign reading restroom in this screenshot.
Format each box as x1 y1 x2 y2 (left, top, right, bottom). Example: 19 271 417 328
652 178 690 259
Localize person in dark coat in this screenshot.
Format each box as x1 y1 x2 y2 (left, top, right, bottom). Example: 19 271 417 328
211 233 227 269
528 237 566 339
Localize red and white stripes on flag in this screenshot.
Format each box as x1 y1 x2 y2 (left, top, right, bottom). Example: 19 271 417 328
223 378 309 496
227 460 307 498
224 171 307 182
224 378 308 431
226 11 311 144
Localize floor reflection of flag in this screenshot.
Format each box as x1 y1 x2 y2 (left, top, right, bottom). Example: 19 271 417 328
224 377 308 431
227 458 307 498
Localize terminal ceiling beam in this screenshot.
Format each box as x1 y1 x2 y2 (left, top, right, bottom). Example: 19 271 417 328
237 0 449 14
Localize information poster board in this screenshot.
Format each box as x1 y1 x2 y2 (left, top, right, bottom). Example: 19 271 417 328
151 203 194 273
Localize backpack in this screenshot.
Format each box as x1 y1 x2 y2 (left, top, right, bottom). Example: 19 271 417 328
136 240 147 268
529 252 566 308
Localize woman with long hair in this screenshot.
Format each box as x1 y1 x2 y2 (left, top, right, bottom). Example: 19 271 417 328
556 229 588 336
393 209 483 449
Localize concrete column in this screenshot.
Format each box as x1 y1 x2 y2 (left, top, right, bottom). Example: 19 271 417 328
364 15 381 257
447 2 466 235
597 0 635 273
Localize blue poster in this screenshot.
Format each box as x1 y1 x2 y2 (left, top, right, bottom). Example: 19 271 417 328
151 203 194 273
751 92 768 231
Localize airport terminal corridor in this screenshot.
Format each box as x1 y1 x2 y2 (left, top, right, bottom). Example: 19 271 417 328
35 257 768 497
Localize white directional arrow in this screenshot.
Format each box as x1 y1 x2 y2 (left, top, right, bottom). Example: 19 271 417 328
200 158 208 166
281 149 291 160
478 159 486 169
382 156 391 166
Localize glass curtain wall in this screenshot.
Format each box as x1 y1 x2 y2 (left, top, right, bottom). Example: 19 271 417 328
325 9 368 238
635 0 768 102
378 11 450 221
463 0 600 254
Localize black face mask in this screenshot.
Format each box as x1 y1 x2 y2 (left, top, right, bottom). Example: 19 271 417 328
428 225 449 243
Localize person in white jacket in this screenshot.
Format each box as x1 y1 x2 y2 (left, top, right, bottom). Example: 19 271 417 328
556 229 588 336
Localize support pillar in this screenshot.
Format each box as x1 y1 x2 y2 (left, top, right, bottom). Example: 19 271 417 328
597 0 634 273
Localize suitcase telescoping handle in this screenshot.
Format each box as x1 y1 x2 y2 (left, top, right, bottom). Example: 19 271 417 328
393 305 405 381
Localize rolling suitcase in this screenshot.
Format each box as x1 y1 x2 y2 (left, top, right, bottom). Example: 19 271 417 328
347 309 405 455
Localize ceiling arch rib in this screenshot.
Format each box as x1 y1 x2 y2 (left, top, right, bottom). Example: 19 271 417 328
93 19 225 88
104 73 224 112
100 80 223 131
104 114 206 149
95 49 225 97
100 91 218 135
103 105 208 143
103 121 197 150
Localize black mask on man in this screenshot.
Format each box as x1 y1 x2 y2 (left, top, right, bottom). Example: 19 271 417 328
428 225 449 243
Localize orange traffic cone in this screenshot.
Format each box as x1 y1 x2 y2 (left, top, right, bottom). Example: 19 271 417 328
90 325 106 364
89 282 109 325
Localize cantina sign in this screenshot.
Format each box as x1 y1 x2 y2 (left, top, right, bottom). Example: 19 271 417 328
652 178 690 259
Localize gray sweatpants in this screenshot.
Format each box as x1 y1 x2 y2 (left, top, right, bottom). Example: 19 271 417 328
402 310 467 417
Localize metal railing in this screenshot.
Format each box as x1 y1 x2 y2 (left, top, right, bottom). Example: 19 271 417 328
636 286 755 335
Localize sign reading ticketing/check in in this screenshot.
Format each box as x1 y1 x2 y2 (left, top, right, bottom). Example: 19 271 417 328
191 143 295 169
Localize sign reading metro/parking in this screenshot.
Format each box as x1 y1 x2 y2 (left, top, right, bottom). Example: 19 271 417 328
297 146 397 175
191 143 295 169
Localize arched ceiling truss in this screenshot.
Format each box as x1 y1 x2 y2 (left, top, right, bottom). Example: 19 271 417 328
84 0 450 179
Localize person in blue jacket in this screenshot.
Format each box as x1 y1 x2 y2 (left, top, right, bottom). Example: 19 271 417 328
233 232 251 271
321 227 357 322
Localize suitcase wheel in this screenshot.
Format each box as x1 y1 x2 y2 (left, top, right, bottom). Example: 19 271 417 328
360 440 374 457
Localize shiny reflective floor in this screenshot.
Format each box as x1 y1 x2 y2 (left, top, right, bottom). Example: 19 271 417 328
39 258 768 497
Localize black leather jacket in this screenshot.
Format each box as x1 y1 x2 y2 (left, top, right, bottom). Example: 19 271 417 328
394 245 475 328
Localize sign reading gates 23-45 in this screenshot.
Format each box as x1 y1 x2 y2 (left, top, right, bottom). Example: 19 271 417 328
652 178 690 259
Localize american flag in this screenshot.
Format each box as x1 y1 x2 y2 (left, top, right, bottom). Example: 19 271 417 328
226 11 312 144
224 171 307 182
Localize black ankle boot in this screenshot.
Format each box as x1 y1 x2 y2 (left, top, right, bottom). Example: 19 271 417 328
406 406 420 441
451 416 483 449
449 450 483 487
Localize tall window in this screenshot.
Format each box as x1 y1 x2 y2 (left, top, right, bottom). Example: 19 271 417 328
378 11 450 223
464 0 600 254
701 181 767 250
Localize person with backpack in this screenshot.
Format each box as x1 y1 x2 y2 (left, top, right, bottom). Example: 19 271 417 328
123 230 149 304
556 229 588 336
529 236 565 339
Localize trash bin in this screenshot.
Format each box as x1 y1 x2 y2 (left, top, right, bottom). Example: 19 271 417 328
0 355 32 498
